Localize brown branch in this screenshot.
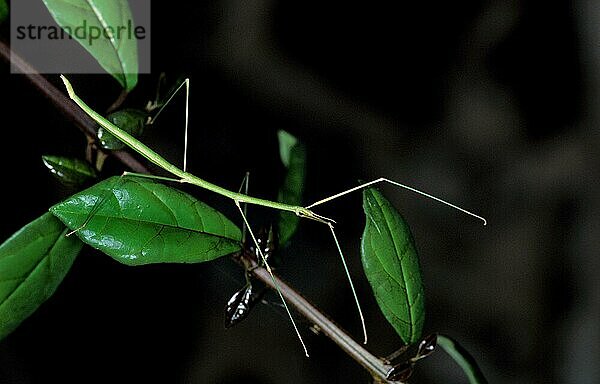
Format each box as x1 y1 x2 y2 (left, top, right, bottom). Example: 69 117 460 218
0 38 148 174
242 254 399 383
106 88 129 113
1 37 400 383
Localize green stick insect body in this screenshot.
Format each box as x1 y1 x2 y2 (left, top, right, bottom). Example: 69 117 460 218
60 75 486 357
61 75 338 357
61 75 321 221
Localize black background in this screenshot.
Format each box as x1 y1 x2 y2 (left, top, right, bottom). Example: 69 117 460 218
1 1 598 383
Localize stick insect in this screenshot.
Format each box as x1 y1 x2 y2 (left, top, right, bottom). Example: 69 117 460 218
60 75 486 357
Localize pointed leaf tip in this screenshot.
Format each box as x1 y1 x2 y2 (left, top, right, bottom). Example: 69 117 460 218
276 131 306 247
42 156 97 187
437 334 488 384
42 0 139 90
277 130 298 168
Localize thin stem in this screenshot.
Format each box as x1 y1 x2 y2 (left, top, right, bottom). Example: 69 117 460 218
0 39 148 174
106 88 129 113
241 254 400 383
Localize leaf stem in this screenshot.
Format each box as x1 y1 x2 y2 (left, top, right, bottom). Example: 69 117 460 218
106 88 129 114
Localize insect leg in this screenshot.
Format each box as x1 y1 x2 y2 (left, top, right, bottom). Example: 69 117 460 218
237 171 251 243
234 200 309 357
306 177 486 225
147 78 190 172
326 221 368 344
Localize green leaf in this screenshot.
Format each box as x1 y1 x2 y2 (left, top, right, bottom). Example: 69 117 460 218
0 213 83 341
361 187 425 345
278 130 298 168
42 155 97 187
41 0 138 90
437 334 488 384
276 130 306 246
98 108 148 150
50 176 242 266
0 0 8 25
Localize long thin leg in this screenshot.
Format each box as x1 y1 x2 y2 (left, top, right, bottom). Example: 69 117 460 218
306 177 487 225
152 73 167 109
148 78 191 172
234 200 310 357
237 172 251 243
237 172 250 194
327 222 367 344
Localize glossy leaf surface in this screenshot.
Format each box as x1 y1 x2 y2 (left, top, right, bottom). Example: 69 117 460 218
41 0 138 90
0 0 8 24
42 155 97 187
0 213 82 340
437 334 488 384
98 109 147 150
276 130 306 246
50 176 242 265
361 188 425 345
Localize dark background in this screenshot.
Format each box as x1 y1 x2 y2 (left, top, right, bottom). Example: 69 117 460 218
1 0 598 383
